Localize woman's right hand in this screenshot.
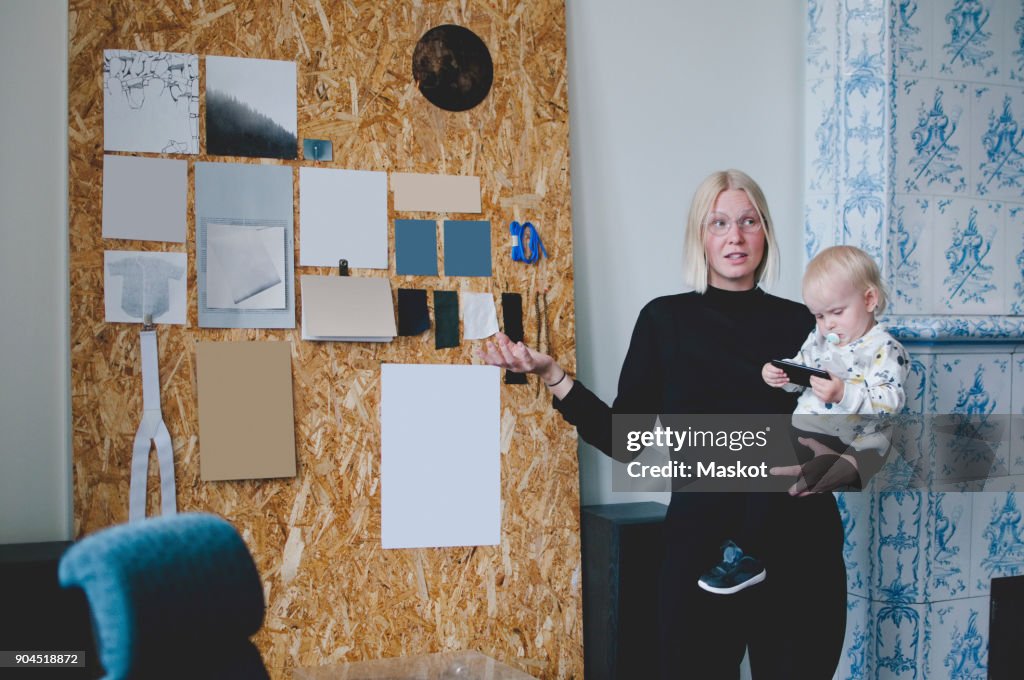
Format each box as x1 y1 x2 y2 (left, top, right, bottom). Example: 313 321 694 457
478 332 560 383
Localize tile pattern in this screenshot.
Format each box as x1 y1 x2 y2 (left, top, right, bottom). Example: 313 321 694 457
806 3 1024 678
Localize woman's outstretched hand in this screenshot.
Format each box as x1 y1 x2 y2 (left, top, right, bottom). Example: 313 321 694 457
477 333 573 396
769 437 860 496
478 332 553 375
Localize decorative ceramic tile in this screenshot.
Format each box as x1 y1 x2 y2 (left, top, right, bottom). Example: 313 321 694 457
871 598 927 679
1012 355 1024 474
895 0 934 78
836 594 872 680
804 195 837 264
807 0 839 78
930 199 1005 315
934 0 1004 83
888 196 934 314
981 473 1024 491
838 490 872 597
807 78 840 196
1003 0 1024 84
1003 204 1024 315
930 354 1012 483
839 184 887 263
879 353 930 491
927 597 991 680
970 86 1024 202
896 78 970 196
873 489 927 605
927 491 973 600
968 491 1024 595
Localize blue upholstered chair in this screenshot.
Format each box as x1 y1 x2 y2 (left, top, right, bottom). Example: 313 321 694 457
58 513 269 680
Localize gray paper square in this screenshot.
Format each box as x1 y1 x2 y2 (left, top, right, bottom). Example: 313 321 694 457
102 155 187 242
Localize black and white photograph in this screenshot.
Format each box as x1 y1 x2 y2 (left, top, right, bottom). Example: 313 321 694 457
205 55 297 160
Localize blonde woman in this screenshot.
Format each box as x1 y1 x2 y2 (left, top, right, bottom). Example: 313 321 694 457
481 169 850 678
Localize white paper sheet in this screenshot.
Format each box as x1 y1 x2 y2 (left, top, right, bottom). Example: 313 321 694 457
206 224 285 309
104 250 187 325
299 167 388 268
102 155 188 242
381 364 500 549
461 292 499 340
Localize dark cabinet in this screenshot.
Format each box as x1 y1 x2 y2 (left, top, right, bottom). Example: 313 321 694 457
581 502 667 680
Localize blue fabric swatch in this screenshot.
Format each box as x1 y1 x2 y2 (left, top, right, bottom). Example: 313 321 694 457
443 220 492 277
395 219 438 276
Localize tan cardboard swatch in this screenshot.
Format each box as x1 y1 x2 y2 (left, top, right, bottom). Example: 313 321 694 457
390 172 481 213
301 275 397 341
196 341 296 481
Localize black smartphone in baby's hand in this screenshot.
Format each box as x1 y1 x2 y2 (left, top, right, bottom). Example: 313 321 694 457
770 359 831 388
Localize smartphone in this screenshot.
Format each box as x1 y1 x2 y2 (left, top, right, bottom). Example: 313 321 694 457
770 359 831 388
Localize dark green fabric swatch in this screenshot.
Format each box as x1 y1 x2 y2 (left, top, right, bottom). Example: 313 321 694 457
433 290 459 349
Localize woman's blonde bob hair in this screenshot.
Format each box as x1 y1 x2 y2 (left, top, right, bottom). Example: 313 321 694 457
682 169 780 293
803 245 889 315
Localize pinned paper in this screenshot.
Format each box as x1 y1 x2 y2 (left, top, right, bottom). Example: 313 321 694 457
381 363 500 549
397 289 430 336
395 219 438 276
391 173 481 213
129 329 176 521
206 56 297 160
301 275 397 342
206 224 285 309
443 220 492 276
461 292 498 340
104 251 187 325
299 167 388 269
433 290 459 349
196 341 296 481
103 50 199 154
102 155 187 243
195 161 295 329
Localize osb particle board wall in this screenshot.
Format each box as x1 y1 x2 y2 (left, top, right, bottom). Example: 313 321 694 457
67 1 581 677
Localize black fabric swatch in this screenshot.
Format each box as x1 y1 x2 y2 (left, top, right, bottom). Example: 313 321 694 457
397 288 430 336
501 292 528 384
433 290 459 349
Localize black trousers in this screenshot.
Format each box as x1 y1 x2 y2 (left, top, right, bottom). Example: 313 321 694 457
657 490 846 679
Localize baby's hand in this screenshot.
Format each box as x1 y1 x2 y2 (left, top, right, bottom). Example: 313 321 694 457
762 362 789 388
810 373 845 404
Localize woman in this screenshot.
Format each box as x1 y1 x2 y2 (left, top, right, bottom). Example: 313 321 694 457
481 170 849 678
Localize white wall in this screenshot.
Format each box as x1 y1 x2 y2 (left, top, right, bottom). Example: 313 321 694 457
0 0 71 543
565 1 806 506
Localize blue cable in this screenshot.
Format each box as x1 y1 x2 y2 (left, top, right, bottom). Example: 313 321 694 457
509 221 548 264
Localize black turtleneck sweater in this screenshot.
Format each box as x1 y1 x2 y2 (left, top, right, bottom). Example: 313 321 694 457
554 285 813 457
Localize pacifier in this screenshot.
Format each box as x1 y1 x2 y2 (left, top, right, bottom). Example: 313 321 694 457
825 332 840 345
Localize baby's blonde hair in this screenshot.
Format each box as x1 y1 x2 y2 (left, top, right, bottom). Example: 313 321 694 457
803 245 888 314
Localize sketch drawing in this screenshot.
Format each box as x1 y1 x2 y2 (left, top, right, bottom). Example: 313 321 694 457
103 50 199 154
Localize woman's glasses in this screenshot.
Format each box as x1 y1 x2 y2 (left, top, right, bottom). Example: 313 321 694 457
704 213 763 236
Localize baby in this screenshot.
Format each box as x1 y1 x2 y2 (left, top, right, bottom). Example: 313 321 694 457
697 245 909 595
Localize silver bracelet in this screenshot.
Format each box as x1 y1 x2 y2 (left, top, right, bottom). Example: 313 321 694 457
545 370 567 388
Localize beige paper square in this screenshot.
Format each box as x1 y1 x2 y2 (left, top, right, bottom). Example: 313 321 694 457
390 173 481 213
196 341 296 481
301 275 397 341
